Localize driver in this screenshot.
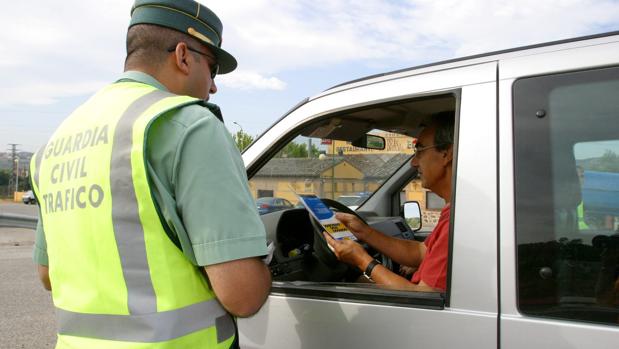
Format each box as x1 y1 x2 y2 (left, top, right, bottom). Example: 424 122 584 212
324 111 454 292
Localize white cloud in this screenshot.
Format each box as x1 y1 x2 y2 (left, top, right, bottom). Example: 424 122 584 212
407 0 619 57
218 71 286 91
0 80 109 106
209 0 619 71
1 0 127 106
2 0 618 106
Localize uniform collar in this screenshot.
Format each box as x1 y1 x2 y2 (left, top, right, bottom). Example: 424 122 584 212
117 71 168 91
116 71 225 123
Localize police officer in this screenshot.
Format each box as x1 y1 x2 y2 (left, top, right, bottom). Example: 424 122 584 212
31 1 271 347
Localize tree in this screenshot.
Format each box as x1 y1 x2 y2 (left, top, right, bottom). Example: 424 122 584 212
232 130 254 152
277 142 321 158
279 142 307 158
588 150 619 173
0 169 10 186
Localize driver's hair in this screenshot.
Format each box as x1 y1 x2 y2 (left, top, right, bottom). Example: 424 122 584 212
427 111 455 152
124 24 205 71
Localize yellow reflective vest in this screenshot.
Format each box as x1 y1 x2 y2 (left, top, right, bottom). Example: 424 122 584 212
30 82 235 348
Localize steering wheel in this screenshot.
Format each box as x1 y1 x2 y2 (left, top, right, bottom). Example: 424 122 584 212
308 198 392 276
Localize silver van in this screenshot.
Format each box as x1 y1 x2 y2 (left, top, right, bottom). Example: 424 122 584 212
238 32 619 348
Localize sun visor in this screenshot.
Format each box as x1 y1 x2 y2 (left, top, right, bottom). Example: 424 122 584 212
305 118 374 141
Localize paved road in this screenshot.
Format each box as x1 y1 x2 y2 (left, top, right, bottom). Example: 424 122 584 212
0 201 38 217
0 202 55 347
0 227 56 348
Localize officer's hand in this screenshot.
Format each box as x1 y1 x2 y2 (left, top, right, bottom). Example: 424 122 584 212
335 212 372 241
323 231 370 268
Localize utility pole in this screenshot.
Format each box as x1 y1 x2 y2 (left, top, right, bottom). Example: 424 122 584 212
8 143 19 195
15 158 19 193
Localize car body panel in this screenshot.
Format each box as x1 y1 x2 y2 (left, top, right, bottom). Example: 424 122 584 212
22 190 36 204
256 197 294 215
449 80 498 312
239 296 496 349
239 62 498 348
498 40 619 348
238 33 619 348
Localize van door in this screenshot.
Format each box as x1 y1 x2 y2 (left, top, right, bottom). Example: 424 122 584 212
500 46 619 347
239 62 498 348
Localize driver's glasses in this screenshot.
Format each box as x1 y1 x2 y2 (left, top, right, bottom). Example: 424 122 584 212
167 45 219 79
413 143 441 157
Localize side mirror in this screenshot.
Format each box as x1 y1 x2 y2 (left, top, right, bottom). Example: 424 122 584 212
351 134 386 150
403 201 422 231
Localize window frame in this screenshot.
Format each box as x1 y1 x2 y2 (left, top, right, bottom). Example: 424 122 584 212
513 64 619 326
246 91 462 308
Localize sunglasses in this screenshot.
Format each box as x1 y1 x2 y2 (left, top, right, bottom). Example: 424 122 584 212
167 44 219 79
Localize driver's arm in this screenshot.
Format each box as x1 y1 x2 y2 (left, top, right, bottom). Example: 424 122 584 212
365 262 439 292
336 213 426 267
323 233 440 292
362 227 426 267
204 257 271 317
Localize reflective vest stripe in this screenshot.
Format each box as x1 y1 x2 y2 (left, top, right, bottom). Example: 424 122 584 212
110 90 168 314
56 298 235 342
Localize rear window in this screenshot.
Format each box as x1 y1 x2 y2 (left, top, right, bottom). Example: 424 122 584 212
513 66 619 326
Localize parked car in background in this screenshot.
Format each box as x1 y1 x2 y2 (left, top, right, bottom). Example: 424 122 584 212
22 190 36 205
256 197 294 215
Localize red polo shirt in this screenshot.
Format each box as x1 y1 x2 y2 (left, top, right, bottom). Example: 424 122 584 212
411 204 450 291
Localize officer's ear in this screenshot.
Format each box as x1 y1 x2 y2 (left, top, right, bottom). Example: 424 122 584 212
171 42 191 75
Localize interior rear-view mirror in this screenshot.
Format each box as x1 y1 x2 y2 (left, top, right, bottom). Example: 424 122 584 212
351 134 386 150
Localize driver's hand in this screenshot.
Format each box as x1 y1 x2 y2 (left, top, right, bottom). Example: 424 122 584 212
335 213 372 241
323 232 370 268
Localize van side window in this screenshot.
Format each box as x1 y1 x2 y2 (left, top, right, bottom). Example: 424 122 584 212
246 93 457 306
514 66 619 326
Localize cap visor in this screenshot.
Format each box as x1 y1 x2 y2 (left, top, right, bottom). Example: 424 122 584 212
207 44 237 74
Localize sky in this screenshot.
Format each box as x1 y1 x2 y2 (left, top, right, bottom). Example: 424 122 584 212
1 0 618 153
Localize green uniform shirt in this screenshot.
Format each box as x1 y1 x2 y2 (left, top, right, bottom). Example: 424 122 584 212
34 71 267 266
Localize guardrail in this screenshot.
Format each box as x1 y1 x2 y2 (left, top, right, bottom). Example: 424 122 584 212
0 213 38 230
